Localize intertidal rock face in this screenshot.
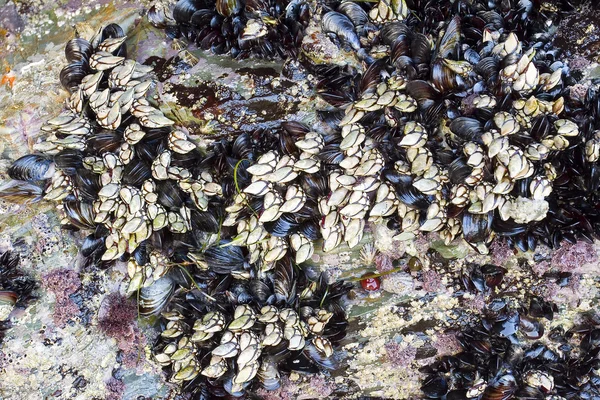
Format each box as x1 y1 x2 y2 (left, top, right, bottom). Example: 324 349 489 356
2 0 600 399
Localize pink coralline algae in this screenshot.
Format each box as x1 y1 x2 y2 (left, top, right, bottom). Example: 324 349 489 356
98 293 146 369
105 377 125 400
432 332 462 357
551 241 597 273
42 268 81 327
422 270 443 293
413 233 431 255
255 374 334 400
306 375 335 398
531 260 551 277
375 253 394 272
544 275 583 307
464 294 486 312
255 377 299 400
385 341 417 368
489 239 513 266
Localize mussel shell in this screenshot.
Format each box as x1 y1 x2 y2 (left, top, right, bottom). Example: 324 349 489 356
156 180 184 208
8 154 54 182
139 276 175 316
190 208 221 233
0 180 44 203
81 234 106 259
59 61 88 93
101 23 127 57
86 131 122 154
337 2 369 28
462 212 493 243
173 0 200 23
379 22 409 46
64 38 93 63
383 170 431 210
122 160 152 187
72 169 100 201
54 150 84 175
63 200 96 230
101 23 125 40
528 296 557 320
204 242 247 274
449 117 484 143
264 213 300 237
147 5 168 29
322 11 361 51
216 0 241 17
448 157 473 184
519 315 544 339
481 373 517 400
421 375 449 398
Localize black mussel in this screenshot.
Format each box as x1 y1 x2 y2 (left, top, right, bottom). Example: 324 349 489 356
8 154 54 182
462 212 493 243
72 169 100 201
216 0 241 18
139 277 175 315
173 0 201 24
54 150 83 175
59 61 87 93
448 157 473 184
337 2 369 31
449 117 484 143
156 180 184 208
264 213 300 237
384 170 432 210
63 200 96 230
81 234 105 260
64 38 93 63
0 180 44 203
482 373 517 400
147 5 169 29
421 375 449 398
0 251 37 323
379 21 409 45
519 315 544 339
528 296 557 320
122 160 152 187
434 16 460 60
322 11 361 51
204 242 247 274
86 131 122 154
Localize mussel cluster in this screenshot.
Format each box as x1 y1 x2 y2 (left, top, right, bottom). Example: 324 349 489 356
309 0 600 253
153 0 600 254
421 258 600 399
2 0 600 397
0 251 37 343
150 0 311 58
153 259 349 396
0 23 352 396
420 308 600 399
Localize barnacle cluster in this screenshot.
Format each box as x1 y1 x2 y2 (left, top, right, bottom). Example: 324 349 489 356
153 260 349 396
156 0 600 256
0 251 37 343
0 22 351 396
310 0 600 253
